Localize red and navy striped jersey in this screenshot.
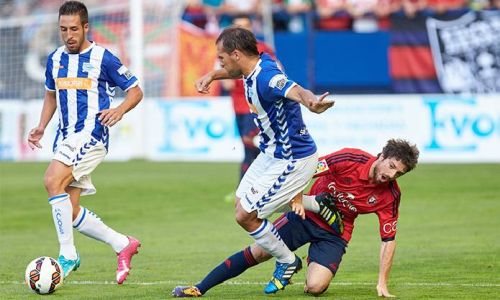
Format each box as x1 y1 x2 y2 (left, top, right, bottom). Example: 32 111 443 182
306 148 401 243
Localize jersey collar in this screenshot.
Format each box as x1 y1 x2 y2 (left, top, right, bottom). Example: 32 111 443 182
244 58 261 79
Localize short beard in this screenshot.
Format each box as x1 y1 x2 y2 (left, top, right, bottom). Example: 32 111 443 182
228 69 243 78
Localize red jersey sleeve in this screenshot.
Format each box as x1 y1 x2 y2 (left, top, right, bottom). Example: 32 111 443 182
376 181 401 242
257 42 275 58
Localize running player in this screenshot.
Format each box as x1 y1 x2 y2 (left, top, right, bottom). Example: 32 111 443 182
27 1 143 284
221 15 275 180
195 26 335 293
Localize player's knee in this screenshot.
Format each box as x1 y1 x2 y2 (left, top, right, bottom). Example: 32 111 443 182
249 244 272 262
43 173 62 195
304 280 329 296
235 209 250 226
235 209 260 232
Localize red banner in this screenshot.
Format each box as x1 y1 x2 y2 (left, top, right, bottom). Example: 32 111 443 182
179 23 220 97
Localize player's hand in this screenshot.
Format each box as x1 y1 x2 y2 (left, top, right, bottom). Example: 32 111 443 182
195 73 213 94
98 107 125 127
27 126 45 150
291 200 306 220
308 92 335 114
377 284 396 298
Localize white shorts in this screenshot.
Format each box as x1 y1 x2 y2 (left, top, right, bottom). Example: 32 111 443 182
53 133 106 196
236 152 318 219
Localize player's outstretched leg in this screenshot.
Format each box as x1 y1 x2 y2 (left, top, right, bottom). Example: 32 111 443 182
264 254 302 294
72 207 140 283
116 236 141 284
172 286 202 297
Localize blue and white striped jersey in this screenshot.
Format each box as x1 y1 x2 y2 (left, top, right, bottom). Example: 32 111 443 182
244 53 316 159
45 42 138 150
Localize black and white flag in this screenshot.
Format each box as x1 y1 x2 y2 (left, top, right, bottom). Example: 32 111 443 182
427 11 500 93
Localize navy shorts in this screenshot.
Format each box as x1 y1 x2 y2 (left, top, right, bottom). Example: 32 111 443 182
273 212 347 275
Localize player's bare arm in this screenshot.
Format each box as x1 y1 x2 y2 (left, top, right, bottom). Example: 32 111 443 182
286 85 335 114
99 85 143 127
377 240 396 298
195 69 241 94
28 90 57 150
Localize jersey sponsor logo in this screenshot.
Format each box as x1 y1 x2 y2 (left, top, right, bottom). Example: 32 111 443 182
367 195 377 204
56 78 92 90
117 65 133 80
315 159 329 174
269 74 287 90
82 62 94 73
328 182 357 212
383 221 397 234
251 187 259 195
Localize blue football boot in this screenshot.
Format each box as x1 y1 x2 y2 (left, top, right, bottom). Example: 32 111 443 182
264 255 302 294
58 253 81 278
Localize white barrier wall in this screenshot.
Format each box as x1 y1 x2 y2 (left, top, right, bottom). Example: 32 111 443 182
1 94 499 162
303 94 500 162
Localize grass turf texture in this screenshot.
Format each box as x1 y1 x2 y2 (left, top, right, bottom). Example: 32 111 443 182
1 162 499 299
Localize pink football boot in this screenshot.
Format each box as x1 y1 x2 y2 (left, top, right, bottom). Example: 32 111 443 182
116 236 141 284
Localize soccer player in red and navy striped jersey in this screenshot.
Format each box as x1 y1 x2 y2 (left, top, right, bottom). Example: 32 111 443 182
172 139 419 298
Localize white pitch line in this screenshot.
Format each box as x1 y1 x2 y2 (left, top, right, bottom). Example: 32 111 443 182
1 280 499 287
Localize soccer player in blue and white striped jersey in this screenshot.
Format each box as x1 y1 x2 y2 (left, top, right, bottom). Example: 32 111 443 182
195 27 335 294
27 1 143 284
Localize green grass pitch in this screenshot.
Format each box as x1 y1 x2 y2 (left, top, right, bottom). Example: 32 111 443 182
1 161 499 299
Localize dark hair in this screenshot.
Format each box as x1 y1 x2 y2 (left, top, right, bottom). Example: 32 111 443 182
59 1 88 26
216 26 259 56
381 139 419 172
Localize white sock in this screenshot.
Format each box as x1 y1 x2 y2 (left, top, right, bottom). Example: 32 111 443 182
249 219 295 263
302 195 320 213
49 193 77 260
73 206 129 253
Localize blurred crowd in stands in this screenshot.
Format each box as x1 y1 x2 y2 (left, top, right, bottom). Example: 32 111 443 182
182 0 499 33
0 0 123 18
2 0 498 32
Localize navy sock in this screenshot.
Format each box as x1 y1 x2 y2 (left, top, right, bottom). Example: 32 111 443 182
196 247 258 294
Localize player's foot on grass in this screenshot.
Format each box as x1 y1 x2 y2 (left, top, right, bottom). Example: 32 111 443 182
58 253 80 278
315 192 344 234
264 255 302 294
172 286 202 297
116 236 141 284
